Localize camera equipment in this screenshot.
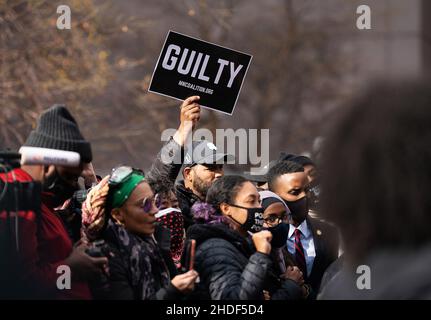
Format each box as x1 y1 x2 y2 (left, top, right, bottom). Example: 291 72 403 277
1 151 43 253
85 239 109 257
1 148 81 252
1 147 84 297
68 188 87 218
0 151 21 170
85 239 110 293
55 189 89 243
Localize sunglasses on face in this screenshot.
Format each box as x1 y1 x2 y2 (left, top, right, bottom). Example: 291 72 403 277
140 194 161 213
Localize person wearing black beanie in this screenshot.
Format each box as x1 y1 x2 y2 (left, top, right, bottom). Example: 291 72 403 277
1 104 106 299
22 104 92 206
23 104 92 163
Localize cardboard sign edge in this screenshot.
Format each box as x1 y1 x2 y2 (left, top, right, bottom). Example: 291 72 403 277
147 29 253 116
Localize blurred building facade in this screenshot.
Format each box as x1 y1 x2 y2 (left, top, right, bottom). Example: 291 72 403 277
342 0 430 80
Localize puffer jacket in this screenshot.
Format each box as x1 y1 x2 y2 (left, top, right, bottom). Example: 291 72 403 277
147 137 200 230
185 222 303 300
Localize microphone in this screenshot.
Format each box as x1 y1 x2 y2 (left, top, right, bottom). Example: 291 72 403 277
19 146 81 167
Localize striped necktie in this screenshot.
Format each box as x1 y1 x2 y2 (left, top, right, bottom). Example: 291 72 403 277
294 228 307 279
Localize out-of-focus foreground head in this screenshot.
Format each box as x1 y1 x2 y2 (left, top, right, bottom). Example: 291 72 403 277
320 80 431 262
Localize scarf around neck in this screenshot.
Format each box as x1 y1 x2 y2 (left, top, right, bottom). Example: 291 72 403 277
107 220 171 300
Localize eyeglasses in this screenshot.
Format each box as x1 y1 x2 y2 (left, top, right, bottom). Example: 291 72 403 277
263 215 287 226
141 194 161 213
109 166 145 186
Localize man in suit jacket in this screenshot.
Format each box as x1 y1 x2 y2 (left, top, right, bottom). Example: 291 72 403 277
267 160 339 293
301 217 339 292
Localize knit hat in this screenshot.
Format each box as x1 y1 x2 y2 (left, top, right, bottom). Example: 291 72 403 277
23 104 92 163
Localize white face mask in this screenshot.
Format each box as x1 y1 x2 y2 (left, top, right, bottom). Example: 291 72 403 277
155 207 182 219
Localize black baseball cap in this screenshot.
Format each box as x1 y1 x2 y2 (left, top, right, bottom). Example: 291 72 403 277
184 140 234 167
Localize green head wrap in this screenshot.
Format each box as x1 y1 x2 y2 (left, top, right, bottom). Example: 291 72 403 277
110 172 145 209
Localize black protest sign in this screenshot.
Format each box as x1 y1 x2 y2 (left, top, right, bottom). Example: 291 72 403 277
148 31 252 115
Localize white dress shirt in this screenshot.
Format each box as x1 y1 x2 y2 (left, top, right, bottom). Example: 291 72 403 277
287 220 316 277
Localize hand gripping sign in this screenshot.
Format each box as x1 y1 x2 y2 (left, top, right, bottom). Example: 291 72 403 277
149 31 252 115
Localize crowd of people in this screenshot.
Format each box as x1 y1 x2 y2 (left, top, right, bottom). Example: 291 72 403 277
1 80 431 300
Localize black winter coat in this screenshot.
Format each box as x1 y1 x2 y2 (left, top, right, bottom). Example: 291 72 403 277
186 223 303 300
147 138 200 230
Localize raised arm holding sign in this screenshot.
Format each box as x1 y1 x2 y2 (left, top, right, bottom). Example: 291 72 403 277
173 96 201 147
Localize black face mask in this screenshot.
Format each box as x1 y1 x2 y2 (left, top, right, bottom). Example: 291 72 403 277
228 204 264 233
43 169 80 208
283 196 309 224
266 222 289 248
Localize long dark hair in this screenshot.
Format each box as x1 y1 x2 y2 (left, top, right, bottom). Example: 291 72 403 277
206 175 248 214
320 80 431 262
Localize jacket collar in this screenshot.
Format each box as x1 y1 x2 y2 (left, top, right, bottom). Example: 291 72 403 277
288 219 311 238
187 222 254 256
176 180 202 203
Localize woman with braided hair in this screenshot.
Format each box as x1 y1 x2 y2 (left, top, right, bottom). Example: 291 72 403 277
81 166 198 300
